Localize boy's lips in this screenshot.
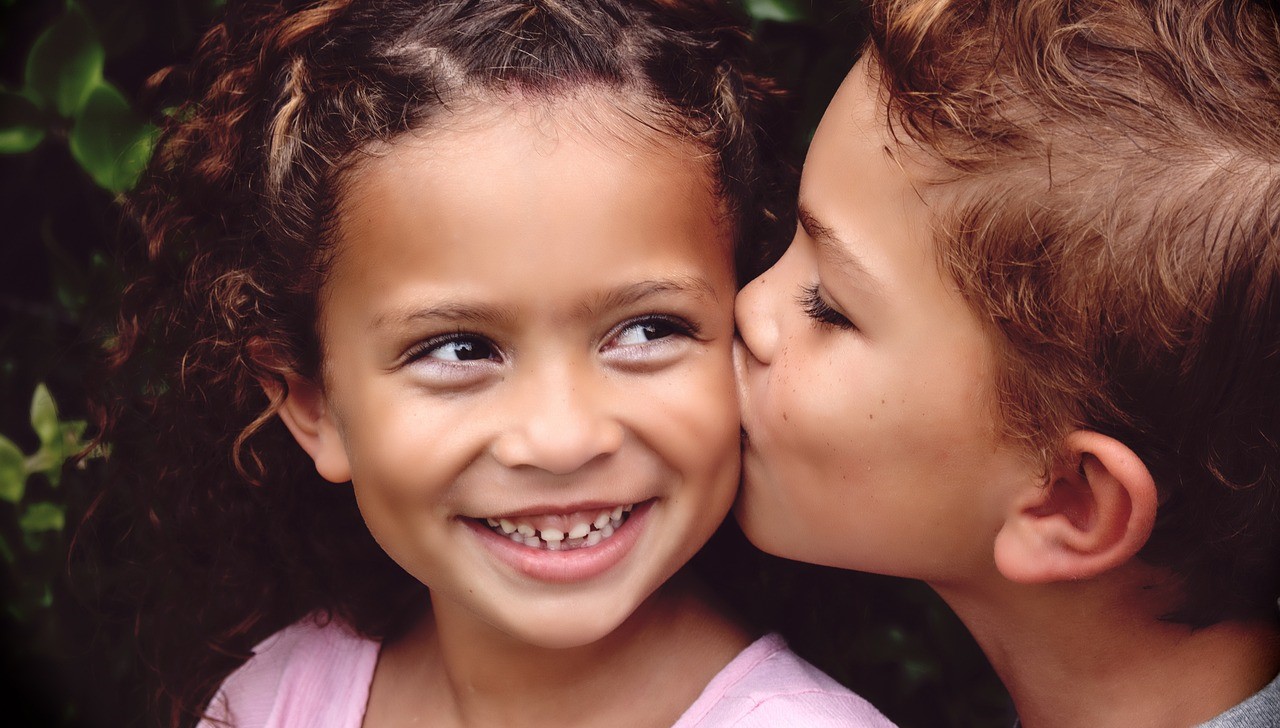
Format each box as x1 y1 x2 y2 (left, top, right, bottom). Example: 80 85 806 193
465 500 654 583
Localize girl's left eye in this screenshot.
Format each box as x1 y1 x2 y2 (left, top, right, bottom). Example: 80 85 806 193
608 316 696 348
404 333 500 364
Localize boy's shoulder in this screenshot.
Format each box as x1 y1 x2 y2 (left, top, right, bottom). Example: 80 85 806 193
198 614 380 728
674 633 897 728
1198 670 1280 728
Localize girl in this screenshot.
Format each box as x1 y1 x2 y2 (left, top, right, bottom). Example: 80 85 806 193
91 1 895 727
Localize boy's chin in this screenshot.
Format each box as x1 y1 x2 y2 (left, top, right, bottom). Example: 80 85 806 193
732 485 803 562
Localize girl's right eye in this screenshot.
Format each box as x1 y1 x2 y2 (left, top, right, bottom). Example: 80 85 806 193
404 334 501 364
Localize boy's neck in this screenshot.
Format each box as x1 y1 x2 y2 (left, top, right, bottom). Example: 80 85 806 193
936 571 1280 728
364 571 753 728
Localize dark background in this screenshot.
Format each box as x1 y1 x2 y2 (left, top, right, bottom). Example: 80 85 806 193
0 0 1010 725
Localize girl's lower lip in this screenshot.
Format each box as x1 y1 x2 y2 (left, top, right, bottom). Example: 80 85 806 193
465 500 652 584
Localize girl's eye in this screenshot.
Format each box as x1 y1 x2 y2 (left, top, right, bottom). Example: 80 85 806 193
608 316 697 348
406 334 500 364
798 284 855 330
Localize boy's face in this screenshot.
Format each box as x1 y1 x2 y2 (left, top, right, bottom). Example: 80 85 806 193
734 60 1035 583
300 98 740 648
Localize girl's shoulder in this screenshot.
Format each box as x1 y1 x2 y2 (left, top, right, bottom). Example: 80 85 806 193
198 614 380 728
673 633 898 728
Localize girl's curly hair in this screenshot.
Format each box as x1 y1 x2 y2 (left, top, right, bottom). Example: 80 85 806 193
87 1 792 725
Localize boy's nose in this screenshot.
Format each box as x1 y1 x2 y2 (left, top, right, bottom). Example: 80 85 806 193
735 263 782 367
491 369 625 475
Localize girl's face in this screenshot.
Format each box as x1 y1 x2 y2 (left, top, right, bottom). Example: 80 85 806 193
288 97 740 648
733 61 1034 584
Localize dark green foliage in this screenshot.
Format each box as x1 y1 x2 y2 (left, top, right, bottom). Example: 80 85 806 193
0 1 1010 725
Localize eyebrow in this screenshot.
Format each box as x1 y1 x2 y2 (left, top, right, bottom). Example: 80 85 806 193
576 276 720 319
796 203 883 295
371 276 718 332
372 301 516 331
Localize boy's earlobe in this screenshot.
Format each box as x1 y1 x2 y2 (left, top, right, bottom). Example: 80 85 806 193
274 375 353 484
993 431 1157 584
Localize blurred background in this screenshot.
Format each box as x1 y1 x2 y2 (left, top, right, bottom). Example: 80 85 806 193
0 0 1010 725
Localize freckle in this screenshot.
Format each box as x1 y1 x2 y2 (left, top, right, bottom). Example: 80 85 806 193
868 413 874 420
880 399 885 405
782 411 788 422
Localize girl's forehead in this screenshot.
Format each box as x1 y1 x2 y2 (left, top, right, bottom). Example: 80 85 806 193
324 87 729 287
330 87 722 256
363 86 695 165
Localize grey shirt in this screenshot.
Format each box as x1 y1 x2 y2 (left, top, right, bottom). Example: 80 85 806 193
1198 671 1280 728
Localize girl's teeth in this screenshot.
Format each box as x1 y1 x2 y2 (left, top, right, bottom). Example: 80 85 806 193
486 506 635 551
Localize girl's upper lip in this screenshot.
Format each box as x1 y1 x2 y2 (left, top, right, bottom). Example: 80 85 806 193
470 498 649 520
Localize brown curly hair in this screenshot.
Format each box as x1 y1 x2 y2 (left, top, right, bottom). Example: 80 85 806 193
88 1 791 725
867 0 1280 626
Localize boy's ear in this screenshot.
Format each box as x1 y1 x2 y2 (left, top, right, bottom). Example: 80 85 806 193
994 431 1157 584
273 374 353 484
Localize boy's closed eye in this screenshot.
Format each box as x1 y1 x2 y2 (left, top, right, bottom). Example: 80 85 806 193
798 284 856 330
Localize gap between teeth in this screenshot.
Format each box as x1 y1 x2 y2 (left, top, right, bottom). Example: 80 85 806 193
483 505 633 551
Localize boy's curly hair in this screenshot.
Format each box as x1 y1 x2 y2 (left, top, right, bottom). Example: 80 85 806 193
869 0 1280 626
87 1 791 725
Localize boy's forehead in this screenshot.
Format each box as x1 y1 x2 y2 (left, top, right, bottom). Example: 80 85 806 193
802 61 946 270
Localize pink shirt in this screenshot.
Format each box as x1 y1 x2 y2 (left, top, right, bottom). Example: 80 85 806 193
200 616 896 727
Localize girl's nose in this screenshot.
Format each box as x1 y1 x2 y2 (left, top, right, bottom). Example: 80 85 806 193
491 369 625 475
735 257 784 367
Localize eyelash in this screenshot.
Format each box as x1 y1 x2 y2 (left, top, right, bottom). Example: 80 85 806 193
798 285 855 330
606 314 701 349
402 331 500 365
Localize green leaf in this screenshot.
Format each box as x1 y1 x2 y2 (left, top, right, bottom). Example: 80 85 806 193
38 420 88 487
0 90 46 154
0 434 25 503
23 2 105 117
30 383 59 450
41 217 90 316
743 0 809 23
69 81 156 193
61 419 88 448
0 534 14 566
20 502 66 534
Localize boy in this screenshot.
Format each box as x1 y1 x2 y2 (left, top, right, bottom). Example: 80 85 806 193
732 1 1280 725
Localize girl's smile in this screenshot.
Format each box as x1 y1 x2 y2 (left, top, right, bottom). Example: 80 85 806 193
467 501 647 583
279 94 741 650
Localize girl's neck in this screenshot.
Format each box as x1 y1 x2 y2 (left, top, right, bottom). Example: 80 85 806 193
364 571 753 728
